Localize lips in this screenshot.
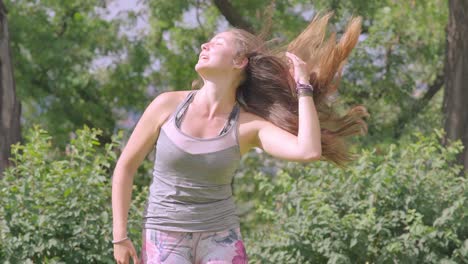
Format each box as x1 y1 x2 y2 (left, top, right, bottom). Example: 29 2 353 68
199 53 209 60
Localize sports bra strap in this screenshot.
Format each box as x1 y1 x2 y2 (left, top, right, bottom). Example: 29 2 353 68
218 104 240 135
175 91 196 127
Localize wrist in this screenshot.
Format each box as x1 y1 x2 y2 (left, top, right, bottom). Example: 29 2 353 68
113 228 127 241
295 82 314 97
112 236 130 244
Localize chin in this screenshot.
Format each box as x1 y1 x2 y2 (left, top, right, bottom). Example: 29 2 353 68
195 63 214 74
195 62 232 78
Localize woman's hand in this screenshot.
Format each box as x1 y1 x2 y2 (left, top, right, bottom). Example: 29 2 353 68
114 239 139 264
285 51 310 84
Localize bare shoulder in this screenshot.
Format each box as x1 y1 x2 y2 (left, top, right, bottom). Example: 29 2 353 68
150 90 191 108
145 90 192 129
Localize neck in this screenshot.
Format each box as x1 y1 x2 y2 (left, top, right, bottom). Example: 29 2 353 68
193 77 238 119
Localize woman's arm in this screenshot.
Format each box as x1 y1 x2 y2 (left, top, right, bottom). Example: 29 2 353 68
112 92 179 241
254 95 321 162
253 52 322 162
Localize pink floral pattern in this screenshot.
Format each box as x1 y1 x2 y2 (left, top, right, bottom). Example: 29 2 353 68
232 240 248 264
141 228 248 263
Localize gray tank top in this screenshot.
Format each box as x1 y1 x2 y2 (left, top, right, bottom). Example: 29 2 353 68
143 90 242 232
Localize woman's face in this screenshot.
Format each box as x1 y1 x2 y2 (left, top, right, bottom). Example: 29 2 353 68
195 31 240 75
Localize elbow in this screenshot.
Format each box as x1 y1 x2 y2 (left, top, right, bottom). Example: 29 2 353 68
302 150 322 162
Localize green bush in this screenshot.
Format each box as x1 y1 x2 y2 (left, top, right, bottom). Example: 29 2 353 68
2 126 466 264
0 126 146 263
236 130 467 264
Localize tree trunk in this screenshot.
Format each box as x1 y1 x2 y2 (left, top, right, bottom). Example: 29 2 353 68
443 0 468 172
0 0 21 177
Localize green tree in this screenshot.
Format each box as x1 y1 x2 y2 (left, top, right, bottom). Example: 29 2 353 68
0 0 20 176
7 0 151 146
443 0 468 171
141 0 448 146
6 0 451 153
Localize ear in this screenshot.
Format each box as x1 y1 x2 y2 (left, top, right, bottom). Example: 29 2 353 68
233 56 248 70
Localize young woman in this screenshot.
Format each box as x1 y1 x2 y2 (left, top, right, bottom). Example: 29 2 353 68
112 14 367 264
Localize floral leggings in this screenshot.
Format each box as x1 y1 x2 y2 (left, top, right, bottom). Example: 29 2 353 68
140 227 248 264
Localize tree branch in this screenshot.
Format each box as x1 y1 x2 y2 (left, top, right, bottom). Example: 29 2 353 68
393 73 444 138
195 0 206 34
56 8 79 37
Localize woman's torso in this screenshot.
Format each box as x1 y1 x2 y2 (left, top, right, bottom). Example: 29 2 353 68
143 90 257 232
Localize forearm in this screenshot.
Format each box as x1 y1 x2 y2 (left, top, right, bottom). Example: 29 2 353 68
112 164 136 240
297 94 321 158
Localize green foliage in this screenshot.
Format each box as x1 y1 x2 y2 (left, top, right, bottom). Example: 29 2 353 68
142 0 449 147
7 0 150 146
235 130 467 263
338 0 448 143
1 127 466 263
144 0 219 91
8 0 450 149
0 126 146 263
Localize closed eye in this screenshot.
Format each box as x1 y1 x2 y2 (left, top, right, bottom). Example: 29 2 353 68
211 37 225 45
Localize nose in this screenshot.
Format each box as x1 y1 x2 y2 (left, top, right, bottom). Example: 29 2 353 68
201 42 209 50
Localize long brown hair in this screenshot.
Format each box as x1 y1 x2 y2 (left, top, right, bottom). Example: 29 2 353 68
196 13 369 167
